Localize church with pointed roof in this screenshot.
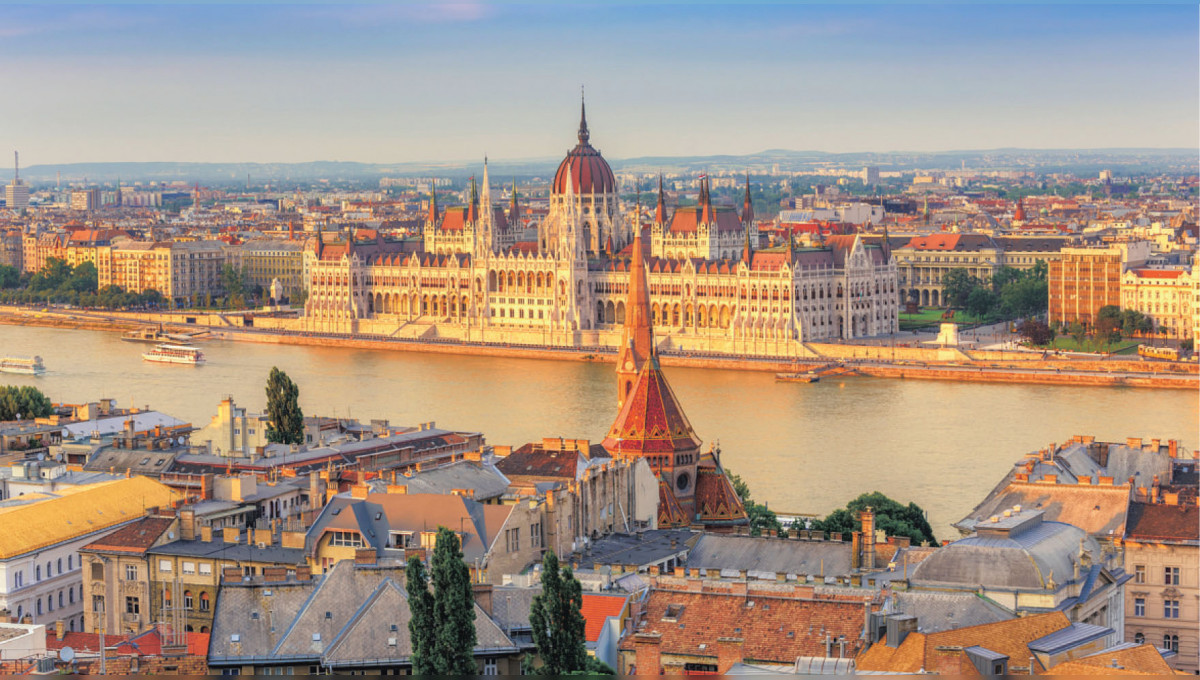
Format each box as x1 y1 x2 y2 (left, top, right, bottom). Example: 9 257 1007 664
301 98 900 352
602 233 748 530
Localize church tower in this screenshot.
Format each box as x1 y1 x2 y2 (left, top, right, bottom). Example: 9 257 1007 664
615 234 654 408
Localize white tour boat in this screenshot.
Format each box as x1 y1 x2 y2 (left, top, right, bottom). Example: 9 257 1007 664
0 356 46 375
142 344 205 366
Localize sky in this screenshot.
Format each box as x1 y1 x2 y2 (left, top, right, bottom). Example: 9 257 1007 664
0 2 1196 165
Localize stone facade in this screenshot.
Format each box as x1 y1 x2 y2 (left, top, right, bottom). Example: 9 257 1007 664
301 106 899 356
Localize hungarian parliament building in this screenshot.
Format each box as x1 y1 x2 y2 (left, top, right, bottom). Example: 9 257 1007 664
302 103 900 356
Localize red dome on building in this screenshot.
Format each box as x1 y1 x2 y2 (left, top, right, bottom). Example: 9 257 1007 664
552 99 616 196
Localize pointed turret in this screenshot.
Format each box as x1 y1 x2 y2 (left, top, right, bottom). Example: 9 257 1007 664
699 176 715 224
466 177 479 224
742 215 753 265
427 183 438 223
578 91 590 145
654 174 667 224
480 157 491 217
742 172 753 224
881 223 892 262
509 179 519 227
614 234 654 408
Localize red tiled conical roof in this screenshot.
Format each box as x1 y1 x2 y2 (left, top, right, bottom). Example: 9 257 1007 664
552 98 616 196
601 358 702 458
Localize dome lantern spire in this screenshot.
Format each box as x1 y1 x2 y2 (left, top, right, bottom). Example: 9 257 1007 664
578 87 590 145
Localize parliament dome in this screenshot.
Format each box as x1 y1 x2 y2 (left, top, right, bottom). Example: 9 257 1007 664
552 99 616 196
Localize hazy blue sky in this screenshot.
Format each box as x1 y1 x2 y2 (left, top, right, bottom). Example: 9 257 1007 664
1 3 1196 165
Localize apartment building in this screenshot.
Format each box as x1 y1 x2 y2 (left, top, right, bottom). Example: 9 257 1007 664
1050 242 1150 327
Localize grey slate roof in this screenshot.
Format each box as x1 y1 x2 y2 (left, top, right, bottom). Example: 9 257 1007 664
490 585 540 633
1027 622 1113 654
62 411 187 440
369 459 510 501
913 512 1096 591
208 560 516 668
686 534 852 578
887 591 1014 633
147 538 306 565
572 529 697 569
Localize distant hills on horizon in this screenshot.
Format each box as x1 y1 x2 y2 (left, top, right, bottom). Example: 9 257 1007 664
15 147 1194 184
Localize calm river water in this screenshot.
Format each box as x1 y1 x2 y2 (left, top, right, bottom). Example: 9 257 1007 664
2 323 1196 537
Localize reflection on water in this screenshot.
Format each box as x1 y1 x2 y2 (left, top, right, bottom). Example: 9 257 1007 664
2 323 1196 536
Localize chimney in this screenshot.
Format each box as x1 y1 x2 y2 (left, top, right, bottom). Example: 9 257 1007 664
254 528 272 546
295 566 312 581
222 566 243 582
885 614 918 648
263 567 287 582
1168 440 1178 458
55 620 65 641
851 531 862 570
222 527 240 544
861 507 876 570
472 583 494 616
281 531 305 549
179 509 196 541
716 637 745 674
634 632 662 676
200 525 213 542
354 548 376 565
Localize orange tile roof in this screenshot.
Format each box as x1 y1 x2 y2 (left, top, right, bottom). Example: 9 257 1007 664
857 611 1071 674
580 593 627 643
1040 644 1174 675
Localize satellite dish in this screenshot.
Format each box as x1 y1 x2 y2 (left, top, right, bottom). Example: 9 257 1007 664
36 453 45 461
60 647 75 663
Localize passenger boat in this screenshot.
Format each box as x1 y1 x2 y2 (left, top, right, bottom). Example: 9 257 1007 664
0 356 46 375
122 327 169 343
775 372 819 383
142 344 205 366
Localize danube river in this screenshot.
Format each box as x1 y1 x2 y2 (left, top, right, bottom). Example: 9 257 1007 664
3 323 1196 537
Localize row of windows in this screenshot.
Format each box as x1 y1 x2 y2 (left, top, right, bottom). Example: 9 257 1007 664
1132 596 1181 618
1133 632 1180 652
1132 565 1181 585
14 555 76 588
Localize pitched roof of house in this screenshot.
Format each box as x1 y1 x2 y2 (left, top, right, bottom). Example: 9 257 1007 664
1037 643 1175 676
581 593 627 644
79 515 176 555
856 611 1071 674
1124 500 1199 543
0 477 183 559
954 481 1131 538
618 583 878 664
208 561 515 667
686 534 851 578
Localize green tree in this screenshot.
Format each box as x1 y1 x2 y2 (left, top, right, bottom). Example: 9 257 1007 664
264 367 304 444
812 491 937 546
726 469 783 537
0 385 53 421
1067 321 1087 346
529 551 588 675
220 263 245 298
0 264 19 289
965 286 997 319
405 556 436 676
68 261 98 294
941 269 977 309
430 527 478 674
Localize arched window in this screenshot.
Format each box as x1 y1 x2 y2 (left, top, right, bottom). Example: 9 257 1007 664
1134 632 1144 644
199 592 211 612
35 566 41 581
37 599 43 616
57 558 62 574
68 556 73 570
1164 634 1179 652
184 591 194 610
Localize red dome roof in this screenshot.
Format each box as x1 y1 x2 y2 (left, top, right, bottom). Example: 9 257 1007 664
552 100 616 196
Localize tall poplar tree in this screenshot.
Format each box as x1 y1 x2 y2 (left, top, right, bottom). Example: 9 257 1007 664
264 367 304 445
529 551 588 675
429 526 478 674
405 556 436 675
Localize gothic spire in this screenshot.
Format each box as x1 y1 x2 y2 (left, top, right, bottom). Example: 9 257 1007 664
427 182 438 223
655 174 667 224
700 176 715 224
509 178 519 226
578 89 590 145
615 233 655 407
467 176 479 223
742 172 753 225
